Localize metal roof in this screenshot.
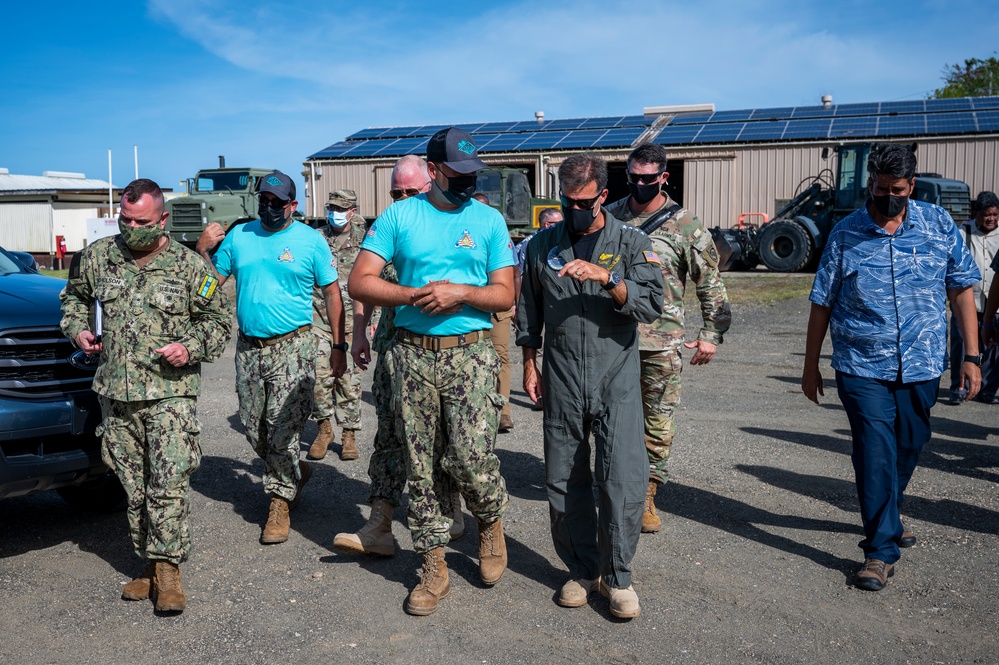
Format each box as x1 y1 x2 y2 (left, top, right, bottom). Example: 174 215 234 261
0 173 116 194
309 96 999 161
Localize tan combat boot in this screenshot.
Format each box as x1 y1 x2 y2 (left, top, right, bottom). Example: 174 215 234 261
121 561 155 601
332 499 396 556
261 496 291 544
153 561 186 613
478 517 507 586
405 547 450 616
340 429 359 461
308 419 334 460
642 480 662 533
449 491 464 541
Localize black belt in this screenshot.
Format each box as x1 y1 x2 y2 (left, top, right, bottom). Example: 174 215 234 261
240 324 311 348
396 328 481 351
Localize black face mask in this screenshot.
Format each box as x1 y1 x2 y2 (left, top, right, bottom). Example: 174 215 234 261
628 181 661 205
434 172 477 205
259 204 288 230
563 205 598 234
871 193 907 219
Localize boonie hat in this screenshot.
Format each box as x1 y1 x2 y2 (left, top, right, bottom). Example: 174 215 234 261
328 189 358 209
259 170 296 202
426 127 488 174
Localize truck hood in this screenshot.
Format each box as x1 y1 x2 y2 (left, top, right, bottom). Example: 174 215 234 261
0 273 67 328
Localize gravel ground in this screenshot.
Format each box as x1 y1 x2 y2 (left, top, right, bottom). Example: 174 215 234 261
1 277 997 664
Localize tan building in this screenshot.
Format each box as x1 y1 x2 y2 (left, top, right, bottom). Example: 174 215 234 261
303 97 999 229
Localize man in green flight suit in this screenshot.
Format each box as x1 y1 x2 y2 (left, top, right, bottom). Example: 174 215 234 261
60 178 232 614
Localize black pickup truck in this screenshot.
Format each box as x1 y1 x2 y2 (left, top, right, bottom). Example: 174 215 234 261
0 245 123 510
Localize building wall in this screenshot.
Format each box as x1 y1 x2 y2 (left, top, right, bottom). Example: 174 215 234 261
0 202 52 252
52 202 102 252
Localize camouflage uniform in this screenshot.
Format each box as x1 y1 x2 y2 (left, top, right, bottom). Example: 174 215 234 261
605 195 731 484
312 215 366 430
236 331 316 500
60 236 232 564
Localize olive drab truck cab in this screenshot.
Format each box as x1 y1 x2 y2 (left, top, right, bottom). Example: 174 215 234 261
165 162 275 249
474 167 560 242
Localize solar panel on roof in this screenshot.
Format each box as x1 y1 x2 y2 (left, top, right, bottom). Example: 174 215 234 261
876 115 927 136
591 127 645 147
578 116 624 129
829 116 878 138
542 119 587 131
691 123 744 143
668 112 712 125
346 128 388 140
750 107 795 121
652 125 701 144
789 106 834 119
475 122 519 134
309 142 357 159
834 103 880 116
971 97 999 110
927 111 977 134
880 100 926 114
617 115 653 127
707 110 753 123
926 98 973 112
405 125 449 137
782 118 832 140
517 131 572 150
373 138 428 156
554 129 611 149
739 121 788 141
477 134 527 152
342 140 396 157
976 109 999 131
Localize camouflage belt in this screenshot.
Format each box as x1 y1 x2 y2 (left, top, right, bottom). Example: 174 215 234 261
396 328 481 351
240 324 311 348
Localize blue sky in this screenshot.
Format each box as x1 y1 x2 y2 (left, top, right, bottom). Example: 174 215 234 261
1 1 996 193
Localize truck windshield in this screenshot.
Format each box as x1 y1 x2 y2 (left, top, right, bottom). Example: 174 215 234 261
195 171 252 193
475 171 502 207
0 249 26 276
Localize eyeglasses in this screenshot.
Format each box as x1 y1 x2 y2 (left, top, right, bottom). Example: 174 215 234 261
390 188 425 201
560 192 601 210
259 195 288 210
626 171 663 185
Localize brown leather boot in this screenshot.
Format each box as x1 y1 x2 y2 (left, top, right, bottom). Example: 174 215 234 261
478 517 507 586
261 496 291 544
642 480 662 533
332 499 396 556
153 562 186 613
122 562 155 601
340 429 359 461
405 548 450 616
308 419 334 460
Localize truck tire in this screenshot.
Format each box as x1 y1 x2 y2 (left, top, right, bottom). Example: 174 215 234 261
56 472 126 512
758 221 814 272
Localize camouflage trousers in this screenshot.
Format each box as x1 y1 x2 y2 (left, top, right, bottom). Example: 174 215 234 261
98 395 201 565
486 308 514 418
312 329 362 429
391 336 509 553
640 348 683 485
235 331 315 501
368 342 456 507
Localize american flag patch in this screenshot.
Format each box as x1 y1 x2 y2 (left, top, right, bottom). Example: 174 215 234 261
643 250 660 264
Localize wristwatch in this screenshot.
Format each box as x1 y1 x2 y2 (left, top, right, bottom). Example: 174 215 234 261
602 271 622 291
963 354 982 366
332 342 348 352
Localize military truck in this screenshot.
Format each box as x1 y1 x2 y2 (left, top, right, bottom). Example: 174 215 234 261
474 167 559 241
165 162 275 248
713 143 972 272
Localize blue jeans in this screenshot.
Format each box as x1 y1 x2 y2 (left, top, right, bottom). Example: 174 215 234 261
835 372 938 564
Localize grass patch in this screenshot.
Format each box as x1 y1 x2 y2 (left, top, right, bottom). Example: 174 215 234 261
690 272 815 307
40 269 69 280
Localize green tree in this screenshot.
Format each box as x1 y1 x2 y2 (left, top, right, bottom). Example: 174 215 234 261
932 53 999 98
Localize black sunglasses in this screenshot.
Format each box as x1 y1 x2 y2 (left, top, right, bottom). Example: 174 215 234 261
626 171 663 185
259 195 288 210
560 192 601 210
390 188 424 201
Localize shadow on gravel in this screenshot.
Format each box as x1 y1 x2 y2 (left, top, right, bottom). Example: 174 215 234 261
743 425 999 484
738 464 999 536
660 481 857 577
0 492 133 576
494 449 546 502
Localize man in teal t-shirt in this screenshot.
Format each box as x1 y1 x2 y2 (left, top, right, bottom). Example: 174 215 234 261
350 128 514 616
198 170 346 546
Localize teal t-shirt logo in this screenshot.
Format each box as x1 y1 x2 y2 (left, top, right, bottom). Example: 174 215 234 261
457 140 475 155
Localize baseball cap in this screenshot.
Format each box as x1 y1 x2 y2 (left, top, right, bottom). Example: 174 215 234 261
426 127 488 174
328 189 358 209
259 170 296 202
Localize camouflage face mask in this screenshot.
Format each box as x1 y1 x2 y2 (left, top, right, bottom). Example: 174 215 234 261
117 219 165 250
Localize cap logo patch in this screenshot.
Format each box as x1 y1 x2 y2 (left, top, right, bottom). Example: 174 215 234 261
455 230 477 249
266 176 283 186
457 140 475 155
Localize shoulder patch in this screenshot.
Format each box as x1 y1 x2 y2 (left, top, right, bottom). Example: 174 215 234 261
198 274 218 299
643 250 661 264
68 252 83 279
